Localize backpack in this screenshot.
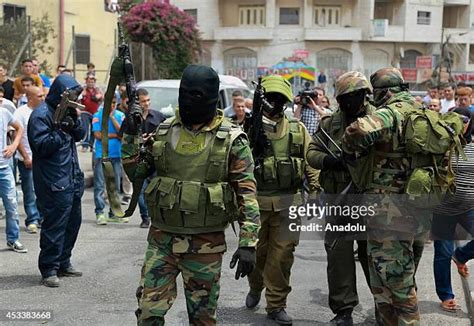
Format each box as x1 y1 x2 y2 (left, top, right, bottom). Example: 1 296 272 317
385 103 465 208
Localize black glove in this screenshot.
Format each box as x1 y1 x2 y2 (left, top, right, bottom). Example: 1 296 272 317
323 155 346 171
60 115 76 133
229 247 256 280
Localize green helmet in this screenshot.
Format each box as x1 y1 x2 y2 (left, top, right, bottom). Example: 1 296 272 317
335 71 372 98
370 67 404 89
261 75 293 103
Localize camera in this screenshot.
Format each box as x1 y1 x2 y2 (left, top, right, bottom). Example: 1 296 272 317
296 82 317 106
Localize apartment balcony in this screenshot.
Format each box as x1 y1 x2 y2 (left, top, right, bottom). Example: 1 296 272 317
443 0 470 5
213 27 273 40
444 28 470 43
304 27 362 41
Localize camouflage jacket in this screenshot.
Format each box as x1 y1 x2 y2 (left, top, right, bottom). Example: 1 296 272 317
342 91 414 155
122 111 260 253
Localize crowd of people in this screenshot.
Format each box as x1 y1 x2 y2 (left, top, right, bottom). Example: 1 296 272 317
2 58 474 326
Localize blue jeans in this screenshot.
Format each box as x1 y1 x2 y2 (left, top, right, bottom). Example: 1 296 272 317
138 179 149 221
17 161 42 226
93 158 122 216
0 166 20 243
433 210 474 301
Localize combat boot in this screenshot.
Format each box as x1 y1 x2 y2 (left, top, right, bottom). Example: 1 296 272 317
58 266 83 277
41 275 60 287
267 308 292 325
245 292 261 309
330 309 353 326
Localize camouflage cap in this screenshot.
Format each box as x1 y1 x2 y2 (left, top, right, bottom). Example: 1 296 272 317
370 67 404 89
335 71 372 98
261 75 293 103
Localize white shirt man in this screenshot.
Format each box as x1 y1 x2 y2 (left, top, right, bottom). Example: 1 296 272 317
440 85 456 114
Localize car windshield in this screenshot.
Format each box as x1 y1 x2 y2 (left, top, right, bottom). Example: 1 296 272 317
145 87 179 117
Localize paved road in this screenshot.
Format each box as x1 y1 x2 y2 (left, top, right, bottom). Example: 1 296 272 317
0 186 471 325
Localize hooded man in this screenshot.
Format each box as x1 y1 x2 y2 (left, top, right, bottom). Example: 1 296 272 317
307 71 375 326
130 65 260 325
28 74 85 288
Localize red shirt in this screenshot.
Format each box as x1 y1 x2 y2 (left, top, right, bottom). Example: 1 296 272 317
81 87 102 115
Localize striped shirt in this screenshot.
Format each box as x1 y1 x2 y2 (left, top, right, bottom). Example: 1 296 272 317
435 142 474 215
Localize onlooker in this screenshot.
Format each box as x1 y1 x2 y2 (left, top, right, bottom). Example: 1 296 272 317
224 90 245 117
431 107 474 312
456 87 472 111
13 86 44 233
13 59 43 103
92 96 125 225
0 64 14 101
229 97 248 126
120 88 165 228
0 86 16 114
318 70 327 90
0 100 27 253
415 96 423 104
423 85 439 105
17 76 35 107
319 95 333 114
32 58 51 92
244 98 253 111
56 64 66 76
440 84 456 114
87 62 96 76
428 98 441 112
81 74 103 150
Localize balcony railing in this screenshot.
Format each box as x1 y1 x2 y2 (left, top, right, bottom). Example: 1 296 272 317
304 27 362 41
214 27 273 40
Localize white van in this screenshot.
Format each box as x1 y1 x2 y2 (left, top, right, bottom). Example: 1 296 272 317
136 75 252 118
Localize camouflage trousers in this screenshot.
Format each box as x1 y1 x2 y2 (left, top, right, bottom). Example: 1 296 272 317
368 239 424 326
247 209 299 312
136 240 223 326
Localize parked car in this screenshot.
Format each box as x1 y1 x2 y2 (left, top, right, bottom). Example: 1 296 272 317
136 75 252 118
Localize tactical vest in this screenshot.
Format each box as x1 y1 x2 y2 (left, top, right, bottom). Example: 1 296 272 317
319 111 373 194
144 118 242 234
255 118 305 196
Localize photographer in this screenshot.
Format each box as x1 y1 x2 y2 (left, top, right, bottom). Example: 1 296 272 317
294 86 327 135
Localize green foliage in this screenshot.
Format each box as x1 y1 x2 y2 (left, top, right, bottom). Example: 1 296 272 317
0 14 56 75
120 1 202 79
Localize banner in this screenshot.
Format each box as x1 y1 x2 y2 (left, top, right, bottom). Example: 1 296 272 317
401 68 417 83
416 56 433 69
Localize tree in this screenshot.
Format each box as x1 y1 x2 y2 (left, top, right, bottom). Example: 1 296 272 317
0 14 56 75
120 0 201 79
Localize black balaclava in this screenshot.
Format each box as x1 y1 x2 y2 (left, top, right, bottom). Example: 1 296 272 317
178 65 219 125
453 107 473 143
337 89 367 118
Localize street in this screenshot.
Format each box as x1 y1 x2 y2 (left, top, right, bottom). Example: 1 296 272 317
0 182 472 325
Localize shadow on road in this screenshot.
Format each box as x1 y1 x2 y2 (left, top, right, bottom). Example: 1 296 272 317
0 274 41 290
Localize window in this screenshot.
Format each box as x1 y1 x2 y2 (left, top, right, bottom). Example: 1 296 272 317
279 7 299 25
3 4 26 23
314 6 341 27
184 9 197 22
417 11 431 25
239 6 265 26
75 35 90 65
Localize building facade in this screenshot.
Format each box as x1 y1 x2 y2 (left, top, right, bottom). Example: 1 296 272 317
171 0 474 90
0 0 118 83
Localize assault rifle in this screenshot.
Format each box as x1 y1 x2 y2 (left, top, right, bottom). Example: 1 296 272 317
53 90 85 129
244 77 273 168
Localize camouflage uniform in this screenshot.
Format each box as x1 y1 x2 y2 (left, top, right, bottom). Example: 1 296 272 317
127 110 260 325
247 76 319 314
342 68 426 325
307 71 375 318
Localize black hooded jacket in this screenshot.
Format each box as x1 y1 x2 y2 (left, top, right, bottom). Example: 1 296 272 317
27 75 85 192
